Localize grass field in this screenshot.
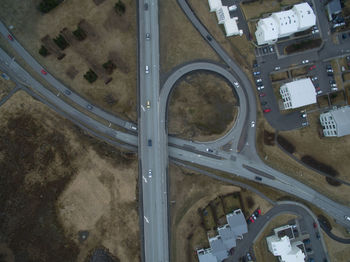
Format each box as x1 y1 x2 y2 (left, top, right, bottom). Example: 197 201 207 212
256 113 350 206
0 75 16 100
0 0 137 121
0 91 139 262
253 214 298 262
159 0 220 73
241 0 300 20
168 72 238 141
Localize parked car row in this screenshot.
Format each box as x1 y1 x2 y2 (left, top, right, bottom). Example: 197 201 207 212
247 208 261 224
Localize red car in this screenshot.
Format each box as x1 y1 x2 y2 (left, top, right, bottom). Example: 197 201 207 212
257 208 261 215
259 93 266 97
309 65 316 70
41 69 47 75
263 108 271 113
8 34 13 41
250 217 255 223
313 222 317 228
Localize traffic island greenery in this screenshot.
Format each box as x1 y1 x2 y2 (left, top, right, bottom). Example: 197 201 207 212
84 69 98 83
285 38 322 54
114 0 126 16
38 0 63 13
103 60 117 74
38 45 49 57
53 34 69 50
72 27 87 41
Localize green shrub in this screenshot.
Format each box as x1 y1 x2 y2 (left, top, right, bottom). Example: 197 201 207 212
53 34 69 50
39 45 49 57
72 27 87 41
114 0 126 16
38 0 63 13
102 60 117 74
84 69 98 83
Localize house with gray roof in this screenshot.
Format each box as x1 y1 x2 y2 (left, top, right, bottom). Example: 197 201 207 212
320 106 350 137
197 209 248 262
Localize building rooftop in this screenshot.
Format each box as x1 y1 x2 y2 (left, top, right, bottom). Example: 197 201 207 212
227 209 248 237
293 2 316 29
326 0 342 20
208 0 222 12
267 235 305 262
282 78 316 109
329 106 350 136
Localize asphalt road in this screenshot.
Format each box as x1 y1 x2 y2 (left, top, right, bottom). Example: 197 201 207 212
137 0 169 261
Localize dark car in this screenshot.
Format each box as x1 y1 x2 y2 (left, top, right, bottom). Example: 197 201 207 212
316 232 320 239
144 3 148 10
87 104 93 110
64 89 71 95
313 222 317 228
306 248 312 252
148 139 152 147
342 33 347 39
255 176 262 181
303 238 311 244
261 101 267 106
327 72 334 77
206 35 212 41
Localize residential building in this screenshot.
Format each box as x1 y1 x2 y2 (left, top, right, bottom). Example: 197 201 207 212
255 2 316 45
197 209 248 262
266 235 305 262
280 78 316 109
326 0 342 21
207 0 243 37
320 106 350 137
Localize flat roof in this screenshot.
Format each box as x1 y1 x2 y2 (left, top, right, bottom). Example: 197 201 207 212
282 78 316 108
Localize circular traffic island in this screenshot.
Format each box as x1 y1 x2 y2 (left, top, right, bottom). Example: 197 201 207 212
168 71 238 141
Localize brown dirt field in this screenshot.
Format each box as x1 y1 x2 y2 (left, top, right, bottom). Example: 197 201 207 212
241 0 300 20
0 75 16 101
256 114 350 206
270 71 289 82
0 0 137 121
159 0 220 73
0 91 139 262
168 72 238 141
188 0 255 75
253 214 298 262
279 111 350 182
323 233 350 262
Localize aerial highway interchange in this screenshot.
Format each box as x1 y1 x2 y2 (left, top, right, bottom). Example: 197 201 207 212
0 0 350 260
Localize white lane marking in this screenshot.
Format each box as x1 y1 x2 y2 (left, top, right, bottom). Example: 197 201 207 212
108 122 111 127
141 105 146 112
143 176 148 183
144 216 149 223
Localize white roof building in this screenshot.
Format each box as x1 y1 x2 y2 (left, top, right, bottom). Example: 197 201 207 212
266 235 305 262
216 6 230 24
320 106 350 137
208 0 222 12
208 0 243 37
255 2 316 45
280 78 316 109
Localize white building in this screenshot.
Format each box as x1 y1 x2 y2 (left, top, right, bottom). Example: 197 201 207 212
255 2 316 45
320 106 350 137
208 0 243 37
280 78 316 109
266 235 305 262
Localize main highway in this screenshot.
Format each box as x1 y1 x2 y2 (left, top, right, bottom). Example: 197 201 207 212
1 3 350 260
138 0 169 261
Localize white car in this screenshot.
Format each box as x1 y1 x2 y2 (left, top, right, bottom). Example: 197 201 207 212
317 90 323 95
233 81 239 88
148 169 152 178
145 65 149 74
256 78 262 83
345 216 350 221
274 66 281 71
251 121 255 127
257 86 264 90
302 60 309 64
311 76 318 81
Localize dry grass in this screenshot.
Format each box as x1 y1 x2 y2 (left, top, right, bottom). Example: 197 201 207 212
331 59 344 90
323 232 350 262
256 114 350 206
253 214 298 262
0 0 137 121
188 0 256 74
241 0 300 20
0 91 139 262
279 111 350 182
168 72 238 141
159 0 220 73
0 75 16 100
270 71 289 82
